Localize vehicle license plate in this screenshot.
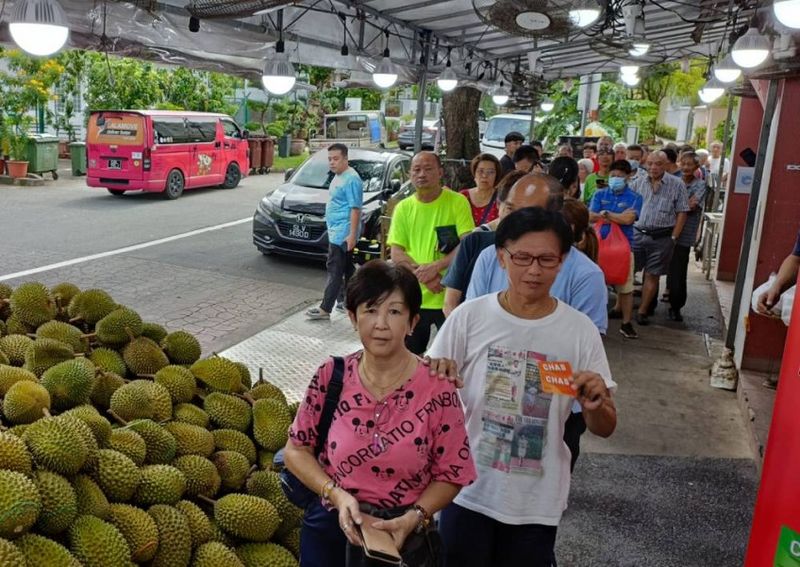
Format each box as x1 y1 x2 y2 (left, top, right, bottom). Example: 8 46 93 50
289 224 310 239
108 159 122 169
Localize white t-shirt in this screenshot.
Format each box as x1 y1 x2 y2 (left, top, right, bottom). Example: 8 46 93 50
708 156 731 176
427 294 616 526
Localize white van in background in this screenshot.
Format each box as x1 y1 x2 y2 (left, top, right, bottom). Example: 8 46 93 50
479 113 532 158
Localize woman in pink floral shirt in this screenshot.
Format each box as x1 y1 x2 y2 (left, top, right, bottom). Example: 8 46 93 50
285 260 476 567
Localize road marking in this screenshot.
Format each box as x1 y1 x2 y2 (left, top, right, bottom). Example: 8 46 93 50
0 217 252 282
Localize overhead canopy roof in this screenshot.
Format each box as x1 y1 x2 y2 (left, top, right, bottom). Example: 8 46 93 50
1 0 792 95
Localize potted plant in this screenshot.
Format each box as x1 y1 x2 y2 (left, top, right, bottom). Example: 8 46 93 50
5 114 33 179
0 118 9 176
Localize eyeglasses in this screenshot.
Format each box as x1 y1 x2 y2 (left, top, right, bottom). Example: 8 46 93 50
503 248 561 268
475 168 496 176
371 401 391 454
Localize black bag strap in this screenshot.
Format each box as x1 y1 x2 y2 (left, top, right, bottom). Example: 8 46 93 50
313 356 345 457
477 190 498 225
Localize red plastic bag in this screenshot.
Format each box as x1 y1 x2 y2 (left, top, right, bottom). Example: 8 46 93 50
595 221 631 285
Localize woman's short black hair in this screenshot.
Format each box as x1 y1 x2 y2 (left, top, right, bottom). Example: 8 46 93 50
609 159 632 175
548 156 579 189
346 260 421 322
495 207 574 255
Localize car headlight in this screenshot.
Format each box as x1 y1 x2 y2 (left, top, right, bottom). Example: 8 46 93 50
258 197 278 217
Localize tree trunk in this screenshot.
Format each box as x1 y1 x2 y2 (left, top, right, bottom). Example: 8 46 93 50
442 86 481 160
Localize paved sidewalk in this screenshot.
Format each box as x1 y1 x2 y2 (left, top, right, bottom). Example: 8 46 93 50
222 262 758 566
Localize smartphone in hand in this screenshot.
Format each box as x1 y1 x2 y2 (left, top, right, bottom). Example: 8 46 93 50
356 515 402 566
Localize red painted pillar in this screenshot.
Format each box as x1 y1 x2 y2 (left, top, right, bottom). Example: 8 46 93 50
716 79 800 370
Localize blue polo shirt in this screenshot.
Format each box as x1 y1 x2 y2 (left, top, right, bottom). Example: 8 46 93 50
589 187 643 247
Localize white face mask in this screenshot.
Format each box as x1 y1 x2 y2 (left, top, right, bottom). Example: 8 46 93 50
629 159 640 170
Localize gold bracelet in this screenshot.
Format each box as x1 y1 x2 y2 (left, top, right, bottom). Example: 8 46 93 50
412 504 431 533
320 479 336 501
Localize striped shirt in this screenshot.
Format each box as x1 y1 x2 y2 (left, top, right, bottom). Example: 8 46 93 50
677 178 707 247
631 173 689 230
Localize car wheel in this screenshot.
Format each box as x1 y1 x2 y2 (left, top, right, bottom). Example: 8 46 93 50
163 169 185 200
222 162 241 189
107 189 126 197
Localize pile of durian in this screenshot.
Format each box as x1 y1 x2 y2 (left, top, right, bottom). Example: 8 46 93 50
0 282 302 567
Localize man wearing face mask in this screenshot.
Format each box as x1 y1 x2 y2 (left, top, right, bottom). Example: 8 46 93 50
627 144 646 182
589 160 643 339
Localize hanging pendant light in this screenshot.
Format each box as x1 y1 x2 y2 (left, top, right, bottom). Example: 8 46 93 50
437 49 458 92
628 40 651 57
261 12 296 96
491 81 510 106
698 77 726 104
540 99 555 112
373 30 399 89
568 0 601 28
731 26 771 68
620 64 639 76
774 0 800 29
713 53 742 83
620 73 640 86
9 0 70 57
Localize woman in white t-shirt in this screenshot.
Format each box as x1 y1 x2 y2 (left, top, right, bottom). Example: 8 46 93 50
427 207 617 567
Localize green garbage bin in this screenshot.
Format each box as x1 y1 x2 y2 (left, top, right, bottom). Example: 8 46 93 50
277 134 291 158
69 142 86 176
25 134 60 180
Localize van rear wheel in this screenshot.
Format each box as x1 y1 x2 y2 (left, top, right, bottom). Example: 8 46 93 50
221 163 241 189
163 169 185 200
107 189 126 197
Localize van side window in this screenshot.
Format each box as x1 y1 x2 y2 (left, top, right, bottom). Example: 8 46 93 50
153 120 190 144
222 120 242 139
187 119 217 143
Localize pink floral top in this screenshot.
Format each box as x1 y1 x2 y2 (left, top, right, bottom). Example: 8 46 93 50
289 353 477 509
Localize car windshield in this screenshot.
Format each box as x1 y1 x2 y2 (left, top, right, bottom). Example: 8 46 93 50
484 117 531 143
292 158 385 191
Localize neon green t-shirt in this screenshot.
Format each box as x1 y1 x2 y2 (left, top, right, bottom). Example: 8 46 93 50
582 173 609 205
387 188 475 309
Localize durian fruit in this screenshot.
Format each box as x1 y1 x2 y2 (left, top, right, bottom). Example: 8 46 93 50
148 504 193 567
23 416 90 475
175 500 212 547
90 449 141 502
123 336 169 376
204 392 252 432
279 527 301 559
31 470 78 535
69 515 133 567
213 494 281 542
164 421 215 457
50 282 81 310
134 465 187 506
190 357 241 393
3 380 50 424
61 415 100 470
0 364 37 395
154 365 196 404
106 429 147 466
236 542 299 567
88 347 127 377
211 450 251 491
5 315 34 336
212 429 257 464
193 541 245 567
24 338 74 377
0 470 42 539
249 379 287 406
0 431 33 475
161 331 201 365
72 474 110 519
0 349 7 365
35 320 87 354
107 503 159 563
96 307 143 347
141 322 168 344
40 358 95 411
0 335 34 366
287 400 299 420
252 398 292 451
258 450 277 471
0 283 11 319
14 533 82 567
89 370 125 410
110 380 172 422
9 282 55 327
173 455 221 498
125 419 177 465
173 402 210 427
63 405 113 446
246 471 303 537
67 289 116 325
234 362 252 390
0 538 26 567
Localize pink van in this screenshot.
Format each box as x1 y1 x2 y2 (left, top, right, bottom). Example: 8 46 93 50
86 110 249 199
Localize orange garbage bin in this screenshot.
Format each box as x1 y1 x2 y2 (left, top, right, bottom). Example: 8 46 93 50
248 138 263 175
260 137 275 173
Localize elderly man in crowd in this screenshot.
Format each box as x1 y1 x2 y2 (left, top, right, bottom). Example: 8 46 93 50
630 151 689 326
387 152 474 354
613 142 628 162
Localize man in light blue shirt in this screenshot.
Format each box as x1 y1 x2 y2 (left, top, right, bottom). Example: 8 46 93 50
306 143 363 320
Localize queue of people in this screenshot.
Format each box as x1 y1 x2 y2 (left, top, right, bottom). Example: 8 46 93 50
291 134 721 566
